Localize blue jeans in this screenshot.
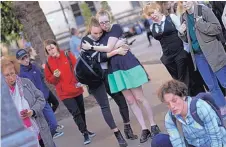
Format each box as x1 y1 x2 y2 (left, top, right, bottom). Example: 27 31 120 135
195 54 226 108
215 65 226 88
151 134 195 147
151 134 173 147
43 103 58 136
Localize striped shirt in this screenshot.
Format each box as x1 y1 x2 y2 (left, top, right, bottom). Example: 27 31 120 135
165 96 226 147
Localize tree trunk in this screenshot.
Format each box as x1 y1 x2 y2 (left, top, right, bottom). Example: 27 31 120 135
13 1 55 64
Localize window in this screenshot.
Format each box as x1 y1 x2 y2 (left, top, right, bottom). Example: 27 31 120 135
71 3 84 26
71 3 79 12
71 2 97 26
131 1 140 8
75 16 84 26
85 1 96 14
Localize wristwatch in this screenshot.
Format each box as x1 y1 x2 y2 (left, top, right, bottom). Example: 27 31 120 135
91 46 94 50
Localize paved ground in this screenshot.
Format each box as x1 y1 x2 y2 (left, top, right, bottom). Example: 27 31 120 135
54 63 172 147
54 33 162 121
53 33 226 147
54 33 170 147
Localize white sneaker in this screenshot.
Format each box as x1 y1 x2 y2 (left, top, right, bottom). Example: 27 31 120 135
53 131 64 139
56 125 64 131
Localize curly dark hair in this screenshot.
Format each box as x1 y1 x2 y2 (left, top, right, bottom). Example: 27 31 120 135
158 80 188 102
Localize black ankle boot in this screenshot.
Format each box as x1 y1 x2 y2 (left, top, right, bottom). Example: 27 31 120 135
140 129 151 143
114 130 128 147
124 124 138 140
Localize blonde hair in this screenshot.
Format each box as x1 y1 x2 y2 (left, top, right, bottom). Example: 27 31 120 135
86 16 101 35
96 9 112 22
176 1 186 16
43 39 60 56
143 2 162 17
1 56 20 74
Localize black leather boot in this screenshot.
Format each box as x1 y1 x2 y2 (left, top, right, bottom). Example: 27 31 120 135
114 130 128 147
140 129 151 143
124 124 138 140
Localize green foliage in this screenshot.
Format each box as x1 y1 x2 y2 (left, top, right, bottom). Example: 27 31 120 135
1 1 23 44
80 2 92 26
100 1 111 11
100 1 114 21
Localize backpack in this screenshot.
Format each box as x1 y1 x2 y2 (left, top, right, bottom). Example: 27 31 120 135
74 50 104 88
171 92 224 128
197 5 226 48
170 92 225 147
45 50 73 74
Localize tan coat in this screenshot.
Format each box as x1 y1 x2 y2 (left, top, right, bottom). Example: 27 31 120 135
21 78 55 147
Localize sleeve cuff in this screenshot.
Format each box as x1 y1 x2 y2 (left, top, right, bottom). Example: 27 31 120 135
32 109 36 117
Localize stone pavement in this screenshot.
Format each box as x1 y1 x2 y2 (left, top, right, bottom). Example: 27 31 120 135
54 64 172 147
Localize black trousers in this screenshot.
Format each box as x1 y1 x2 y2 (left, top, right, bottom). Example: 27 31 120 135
90 83 117 129
62 94 87 133
47 90 59 112
39 139 45 147
103 70 130 124
147 31 153 43
164 51 190 88
187 53 206 96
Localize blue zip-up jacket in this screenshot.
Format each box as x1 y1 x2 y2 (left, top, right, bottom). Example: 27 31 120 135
19 63 50 99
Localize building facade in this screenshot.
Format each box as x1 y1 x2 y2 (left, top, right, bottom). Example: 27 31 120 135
39 1 146 49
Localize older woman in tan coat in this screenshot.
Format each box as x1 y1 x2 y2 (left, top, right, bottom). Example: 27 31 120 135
1 56 55 147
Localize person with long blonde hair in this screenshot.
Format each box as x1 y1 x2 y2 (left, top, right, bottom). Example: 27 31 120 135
76 16 138 147
82 10 160 143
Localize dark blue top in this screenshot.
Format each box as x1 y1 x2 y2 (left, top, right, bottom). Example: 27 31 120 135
19 63 49 99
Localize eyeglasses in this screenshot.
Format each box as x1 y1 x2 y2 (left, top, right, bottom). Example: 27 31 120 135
4 72 16 79
99 21 110 25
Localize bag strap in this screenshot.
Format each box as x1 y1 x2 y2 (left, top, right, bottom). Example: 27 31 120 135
198 5 203 17
190 98 204 126
190 94 225 128
64 50 74 73
45 59 53 75
78 55 99 78
170 112 190 147
167 15 176 28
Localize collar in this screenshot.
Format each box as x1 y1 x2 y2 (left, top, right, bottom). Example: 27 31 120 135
20 63 33 72
161 15 166 22
153 15 166 25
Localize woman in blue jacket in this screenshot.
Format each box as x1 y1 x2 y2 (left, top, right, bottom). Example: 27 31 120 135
16 49 64 139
